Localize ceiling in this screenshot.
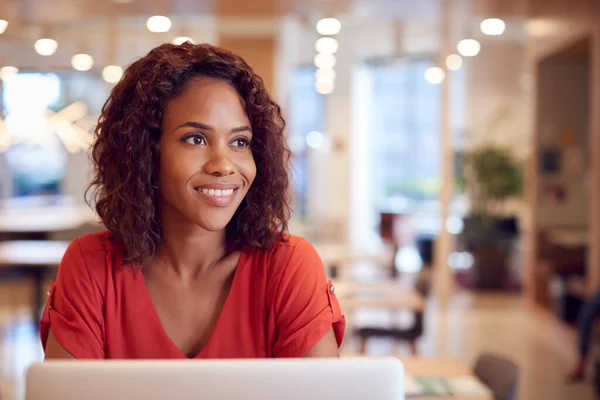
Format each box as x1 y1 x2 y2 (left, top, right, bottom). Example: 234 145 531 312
0 0 596 70
0 0 597 29
473 0 600 18
0 0 437 23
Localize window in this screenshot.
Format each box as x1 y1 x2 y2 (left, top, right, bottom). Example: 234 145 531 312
287 66 325 219
371 60 442 208
2 72 65 196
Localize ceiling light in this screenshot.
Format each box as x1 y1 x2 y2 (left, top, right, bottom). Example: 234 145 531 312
0 66 18 81
315 37 339 54
172 36 195 45
102 65 123 83
34 38 58 56
314 53 336 69
457 39 481 57
0 19 8 34
446 54 463 71
480 18 506 36
316 18 341 35
146 15 172 33
315 80 334 95
424 67 445 84
316 68 336 83
306 130 324 149
71 54 94 71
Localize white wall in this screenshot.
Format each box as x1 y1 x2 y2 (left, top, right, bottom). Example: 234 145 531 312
463 41 529 157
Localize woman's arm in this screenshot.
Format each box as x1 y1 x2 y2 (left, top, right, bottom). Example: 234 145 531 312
303 328 340 357
44 331 76 359
269 237 346 358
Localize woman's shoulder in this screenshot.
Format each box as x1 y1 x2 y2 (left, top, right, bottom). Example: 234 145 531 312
243 234 324 286
247 234 319 262
74 229 119 254
59 230 121 284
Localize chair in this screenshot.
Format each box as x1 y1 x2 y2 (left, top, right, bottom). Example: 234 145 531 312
355 270 431 355
473 353 519 400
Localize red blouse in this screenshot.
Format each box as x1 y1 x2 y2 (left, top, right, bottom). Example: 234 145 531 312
40 231 345 359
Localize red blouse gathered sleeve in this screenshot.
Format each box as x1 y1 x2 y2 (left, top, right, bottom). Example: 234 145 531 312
40 238 105 359
270 237 346 357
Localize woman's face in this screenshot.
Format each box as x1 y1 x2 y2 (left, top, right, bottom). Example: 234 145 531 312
158 76 256 232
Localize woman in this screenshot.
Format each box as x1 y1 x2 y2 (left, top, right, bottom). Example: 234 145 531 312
568 290 600 382
42 42 345 359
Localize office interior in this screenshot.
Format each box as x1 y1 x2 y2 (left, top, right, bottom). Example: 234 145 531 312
0 0 600 399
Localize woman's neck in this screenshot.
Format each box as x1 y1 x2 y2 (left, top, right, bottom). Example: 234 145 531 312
153 206 228 279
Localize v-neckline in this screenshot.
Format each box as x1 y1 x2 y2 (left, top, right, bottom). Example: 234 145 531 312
139 246 247 359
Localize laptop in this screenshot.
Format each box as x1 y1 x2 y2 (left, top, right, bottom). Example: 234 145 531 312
26 358 404 400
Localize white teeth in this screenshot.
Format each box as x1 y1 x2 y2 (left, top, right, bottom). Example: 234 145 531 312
199 188 235 197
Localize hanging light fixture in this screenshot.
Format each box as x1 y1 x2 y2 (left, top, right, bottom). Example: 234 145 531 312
172 36 194 45
316 18 341 36
314 53 336 69
446 54 463 71
424 67 446 84
480 18 506 36
457 39 481 57
102 65 123 83
316 68 336 83
101 16 122 84
35 38 58 56
147 15 172 33
315 37 339 54
71 54 94 71
306 130 325 148
0 66 18 81
0 19 8 34
315 80 334 95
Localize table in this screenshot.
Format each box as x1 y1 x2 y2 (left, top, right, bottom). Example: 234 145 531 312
315 244 393 278
401 357 493 400
332 280 425 312
0 202 97 239
343 356 492 400
0 241 69 325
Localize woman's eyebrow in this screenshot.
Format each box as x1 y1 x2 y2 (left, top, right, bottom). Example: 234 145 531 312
175 122 251 134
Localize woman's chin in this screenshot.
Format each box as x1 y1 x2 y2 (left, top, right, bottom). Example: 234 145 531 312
192 216 233 233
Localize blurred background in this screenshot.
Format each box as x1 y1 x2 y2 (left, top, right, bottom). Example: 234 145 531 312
0 0 599 399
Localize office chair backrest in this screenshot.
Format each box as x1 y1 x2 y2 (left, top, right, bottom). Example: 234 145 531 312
473 353 519 400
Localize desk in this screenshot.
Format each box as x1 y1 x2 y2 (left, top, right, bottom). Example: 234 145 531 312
401 357 492 400
343 356 492 400
0 241 69 325
0 203 97 238
332 280 425 312
315 244 392 278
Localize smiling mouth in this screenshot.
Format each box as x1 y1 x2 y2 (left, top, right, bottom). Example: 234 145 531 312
193 186 239 207
194 188 237 197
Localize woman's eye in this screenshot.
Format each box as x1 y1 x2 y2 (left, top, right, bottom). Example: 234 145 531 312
232 138 251 148
183 134 206 145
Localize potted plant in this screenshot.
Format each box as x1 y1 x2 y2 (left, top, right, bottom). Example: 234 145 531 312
458 146 523 289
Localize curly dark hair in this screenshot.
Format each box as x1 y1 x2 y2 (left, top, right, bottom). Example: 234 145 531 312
86 42 291 265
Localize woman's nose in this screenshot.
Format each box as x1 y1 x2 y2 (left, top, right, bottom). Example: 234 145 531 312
204 151 235 177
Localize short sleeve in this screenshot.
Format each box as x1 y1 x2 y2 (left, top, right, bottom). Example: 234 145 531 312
40 238 105 359
271 238 346 357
